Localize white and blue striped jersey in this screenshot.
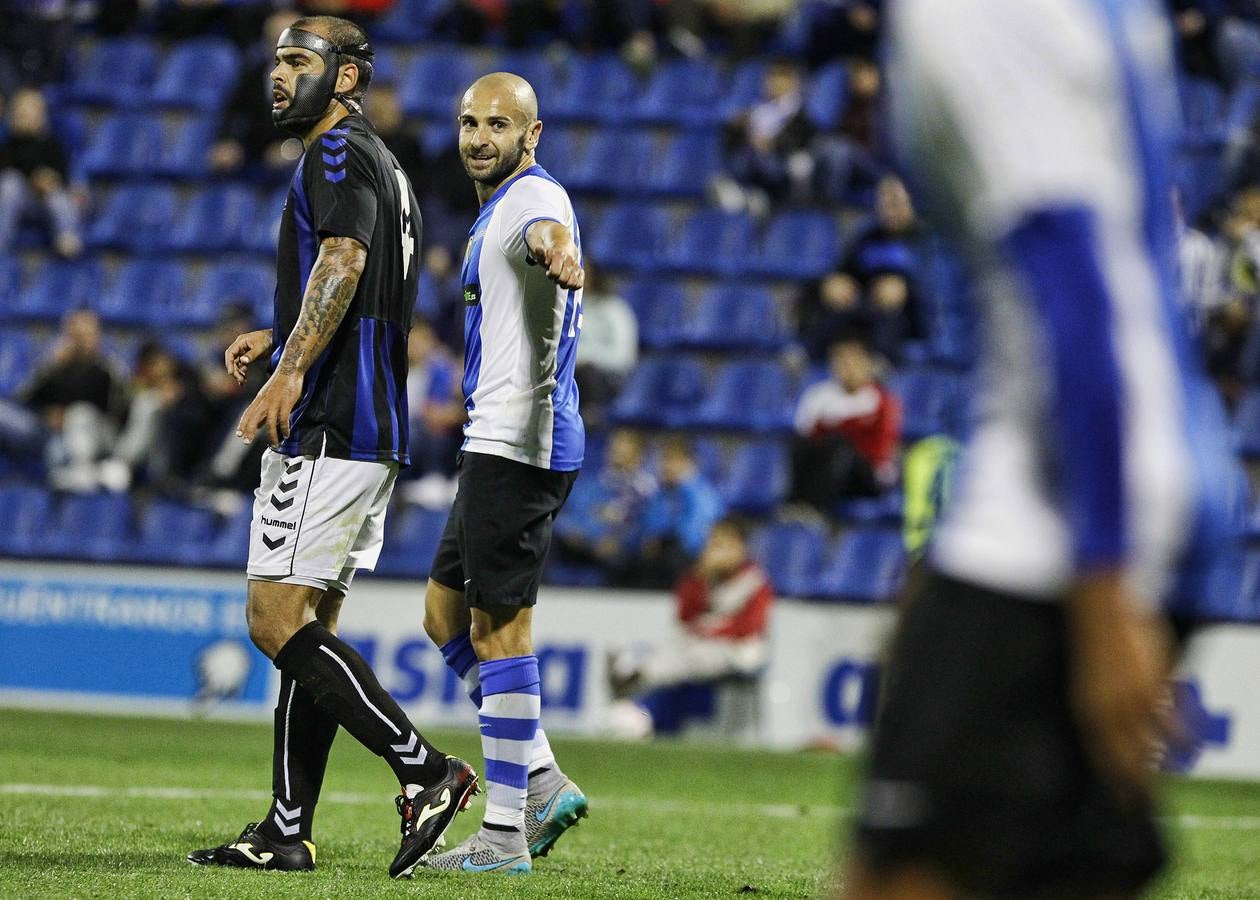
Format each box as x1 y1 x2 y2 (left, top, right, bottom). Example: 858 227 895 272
888 0 1238 607
458 164 584 471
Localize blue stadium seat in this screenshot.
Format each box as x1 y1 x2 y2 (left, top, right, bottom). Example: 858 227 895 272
0 256 22 315
751 211 839 279
534 124 580 184
87 183 179 254
806 62 849 131
1175 145 1227 223
150 38 240 110
44 492 134 561
695 360 794 432
585 202 668 271
188 260 275 328
549 55 639 124
0 330 35 396
654 133 722 198
156 117 216 178
51 109 89 173
400 46 477 118
887 368 962 441
663 210 755 277
0 483 54 556
566 131 653 195
682 285 785 351
375 506 448 578
96 260 189 327
835 492 903 525
609 357 708 428
165 185 259 254
636 280 689 350
1235 388 1260 458
720 440 790 514
11 259 102 322
721 60 768 121
751 520 829 598
81 114 163 179
131 500 219 565
489 51 558 101
1178 75 1227 148
815 527 906 602
245 185 289 256
375 0 447 42
207 504 253 568
633 58 725 126
67 37 159 105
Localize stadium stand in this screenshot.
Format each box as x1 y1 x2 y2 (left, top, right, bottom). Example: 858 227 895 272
0 2 1257 619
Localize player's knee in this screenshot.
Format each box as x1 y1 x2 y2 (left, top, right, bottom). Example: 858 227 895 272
245 593 303 659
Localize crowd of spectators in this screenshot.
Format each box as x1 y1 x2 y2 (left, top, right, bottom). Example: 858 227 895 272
3 0 1259 595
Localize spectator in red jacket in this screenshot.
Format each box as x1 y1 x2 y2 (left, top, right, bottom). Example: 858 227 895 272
610 518 774 701
790 337 901 512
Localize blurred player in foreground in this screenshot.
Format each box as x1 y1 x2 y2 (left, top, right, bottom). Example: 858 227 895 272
187 16 475 879
418 72 588 875
843 1 1238 897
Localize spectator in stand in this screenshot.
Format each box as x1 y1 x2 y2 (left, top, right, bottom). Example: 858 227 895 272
801 175 924 362
608 518 775 733
0 87 82 258
416 244 466 351
554 429 656 577
632 437 724 589
100 341 184 492
401 319 465 508
365 82 424 188
714 60 815 216
814 58 884 203
20 309 122 493
790 337 901 512
574 260 637 430
778 0 882 66
152 0 273 47
1177 187 1229 333
209 9 301 180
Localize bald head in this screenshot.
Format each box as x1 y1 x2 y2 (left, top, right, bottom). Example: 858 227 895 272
458 72 544 196
461 72 538 124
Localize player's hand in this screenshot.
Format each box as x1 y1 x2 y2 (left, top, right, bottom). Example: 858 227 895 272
538 243 584 291
224 329 274 386
236 371 303 449
1067 571 1172 808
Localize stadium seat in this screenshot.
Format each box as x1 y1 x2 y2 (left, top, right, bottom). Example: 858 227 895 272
1178 75 1228 148
0 256 22 317
534 124 580 184
374 506 448 578
400 46 477 118
636 280 689 350
156 116 216 179
751 211 840 279
815 527 906 603
488 50 557 101
1235 388 1260 458
609 356 708 428
164 185 259 254
751 520 829 599
1175 144 1227 223
81 114 163 179
682 285 785 351
207 504 253 568
150 38 239 110
87 183 180 254
11 259 102 322
566 130 653 195
0 483 54 556
654 133 722 198
131 500 219 565
66 37 159 105
887 368 962 441
188 260 275 328
721 60 768 121
720 440 790 514
374 0 447 42
96 260 189 327
835 491 903 525
549 55 640 124
585 202 668 271
805 61 849 131
695 360 794 432
0 330 35 396
44 492 134 561
244 185 289 256
663 209 756 277
633 58 725 126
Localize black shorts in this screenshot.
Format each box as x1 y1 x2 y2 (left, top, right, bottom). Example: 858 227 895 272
430 451 578 608
853 572 1166 898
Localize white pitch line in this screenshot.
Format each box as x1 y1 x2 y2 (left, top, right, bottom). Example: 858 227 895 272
3 783 1259 831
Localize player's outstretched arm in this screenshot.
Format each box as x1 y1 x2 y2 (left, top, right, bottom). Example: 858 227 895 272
237 236 368 447
525 220 584 290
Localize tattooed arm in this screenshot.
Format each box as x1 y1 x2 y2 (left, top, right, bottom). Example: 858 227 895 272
236 236 368 447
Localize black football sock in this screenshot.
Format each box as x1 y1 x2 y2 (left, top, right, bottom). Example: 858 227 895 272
273 622 447 787
255 673 337 843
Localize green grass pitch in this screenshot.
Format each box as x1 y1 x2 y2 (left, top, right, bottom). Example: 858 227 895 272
2 710 1260 898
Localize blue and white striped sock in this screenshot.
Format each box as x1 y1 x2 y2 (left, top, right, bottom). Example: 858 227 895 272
439 635 556 774
477 655 540 830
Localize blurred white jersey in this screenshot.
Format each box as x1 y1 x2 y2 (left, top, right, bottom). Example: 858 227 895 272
888 0 1236 605
458 165 584 472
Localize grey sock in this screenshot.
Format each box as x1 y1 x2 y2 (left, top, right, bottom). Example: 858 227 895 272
479 824 528 856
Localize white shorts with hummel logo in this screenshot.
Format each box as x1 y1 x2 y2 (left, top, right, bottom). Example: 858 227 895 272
247 447 399 595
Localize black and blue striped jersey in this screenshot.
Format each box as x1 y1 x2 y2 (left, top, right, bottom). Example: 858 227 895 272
270 113 421 464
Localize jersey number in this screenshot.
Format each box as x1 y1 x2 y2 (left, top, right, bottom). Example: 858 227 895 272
395 169 415 279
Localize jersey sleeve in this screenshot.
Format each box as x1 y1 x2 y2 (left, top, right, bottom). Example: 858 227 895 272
495 176 571 262
303 134 379 249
